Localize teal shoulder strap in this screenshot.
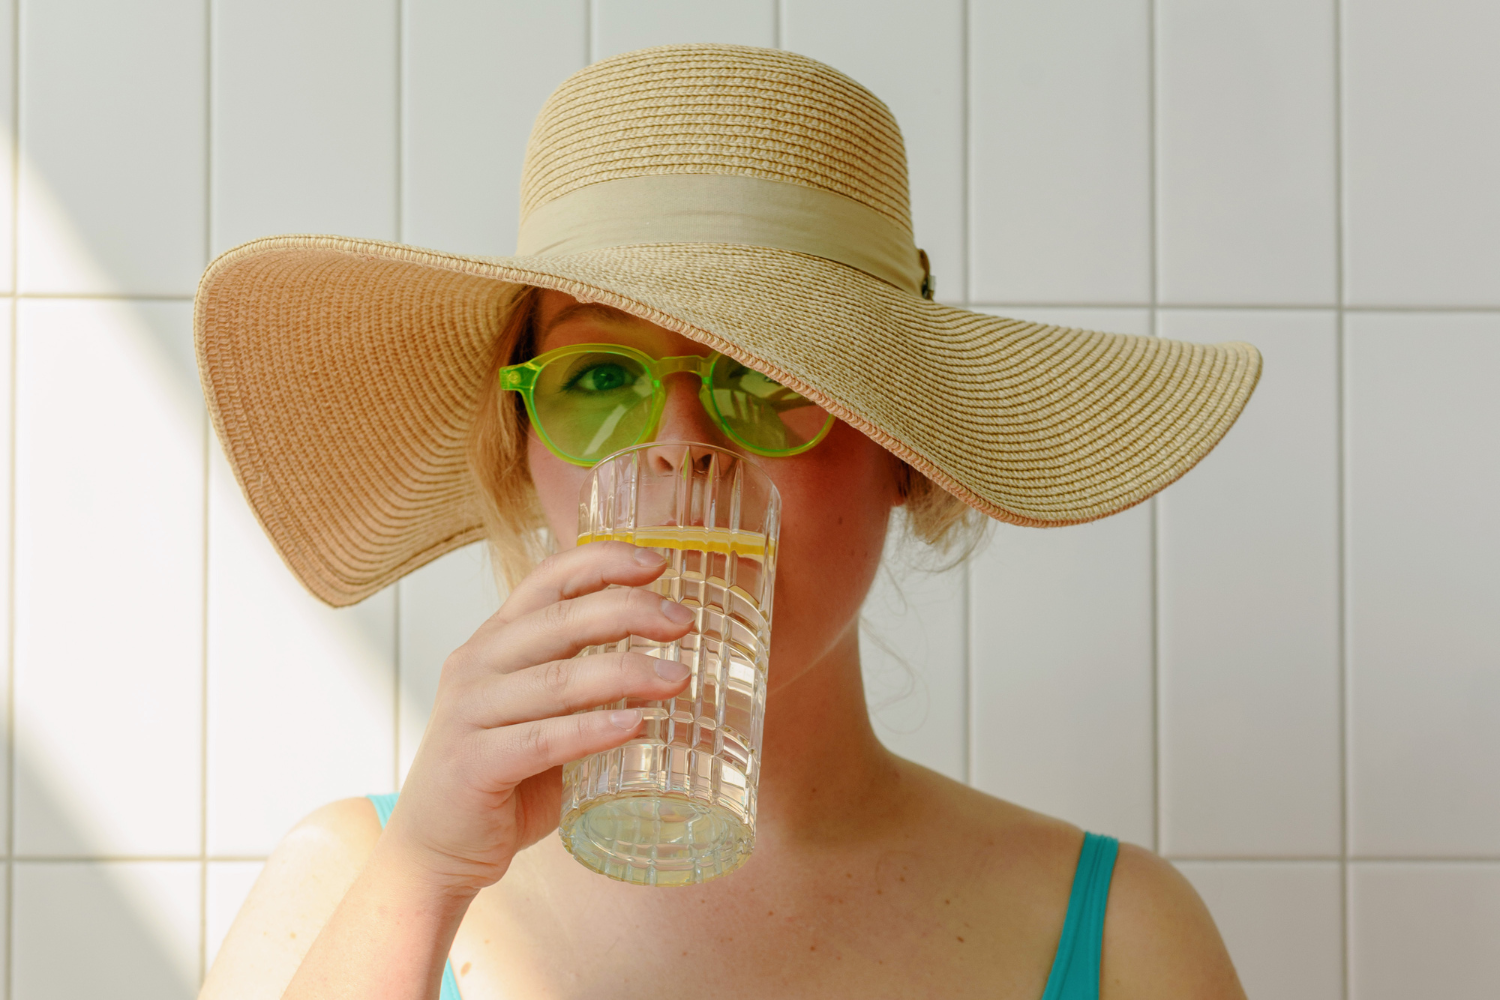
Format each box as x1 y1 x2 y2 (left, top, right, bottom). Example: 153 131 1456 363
1039 833 1120 1000
365 794 463 1000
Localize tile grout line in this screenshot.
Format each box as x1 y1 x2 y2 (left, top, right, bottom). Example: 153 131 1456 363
1333 0 1351 993
968 302 1499 313
959 0 972 787
394 0 403 246
13 855 275 864
1147 0 1162 857
9 292 194 301
6 0 20 989
584 0 594 64
2 294 11 1000
198 405 210 986
393 0 405 795
199 0 214 982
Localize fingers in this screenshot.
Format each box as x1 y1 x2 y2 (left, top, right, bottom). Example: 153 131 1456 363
469 650 691 729
496 542 668 623
474 708 648 787
468 586 696 676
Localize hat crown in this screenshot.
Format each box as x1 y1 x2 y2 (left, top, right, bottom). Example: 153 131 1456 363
520 44 913 235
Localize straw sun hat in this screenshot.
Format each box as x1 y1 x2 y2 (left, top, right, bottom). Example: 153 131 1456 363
195 43 1261 608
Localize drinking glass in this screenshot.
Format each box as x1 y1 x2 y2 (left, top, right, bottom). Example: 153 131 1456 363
559 442 780 886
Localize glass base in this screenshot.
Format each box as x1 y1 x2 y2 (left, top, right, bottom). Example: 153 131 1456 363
560 793 753 887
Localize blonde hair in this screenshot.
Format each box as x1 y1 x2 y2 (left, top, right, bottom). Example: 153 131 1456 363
465 286 989 591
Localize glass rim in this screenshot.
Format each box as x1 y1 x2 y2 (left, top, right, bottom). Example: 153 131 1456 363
585 439 780 493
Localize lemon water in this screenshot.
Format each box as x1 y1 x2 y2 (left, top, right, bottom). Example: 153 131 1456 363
561 527 773 886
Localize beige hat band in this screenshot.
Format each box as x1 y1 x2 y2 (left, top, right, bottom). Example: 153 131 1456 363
515 173 926 295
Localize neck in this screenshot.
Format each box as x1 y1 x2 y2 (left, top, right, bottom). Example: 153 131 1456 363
751 621 902 844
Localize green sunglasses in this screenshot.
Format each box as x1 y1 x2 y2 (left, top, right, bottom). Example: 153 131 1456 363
498 343 835 466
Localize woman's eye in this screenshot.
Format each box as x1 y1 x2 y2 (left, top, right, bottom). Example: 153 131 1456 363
569 363 633 392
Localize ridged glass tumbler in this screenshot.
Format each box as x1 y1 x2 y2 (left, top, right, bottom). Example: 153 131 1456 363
560 442 780 887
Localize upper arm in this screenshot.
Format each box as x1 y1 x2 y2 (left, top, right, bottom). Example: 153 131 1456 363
199 797 384 1000
1100 844 1246 1000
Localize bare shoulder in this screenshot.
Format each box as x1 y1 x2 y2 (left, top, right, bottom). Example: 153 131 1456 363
894 757 1083 872
887 758 1087 931
1100 843 1246 1000
199 798 384 1000
274 795 386 863
893 761 1244 998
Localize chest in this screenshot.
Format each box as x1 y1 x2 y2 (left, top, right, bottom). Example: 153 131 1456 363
445 846 1062 1000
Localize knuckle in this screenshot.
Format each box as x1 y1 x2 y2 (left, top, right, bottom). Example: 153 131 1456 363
522 724 552 761
436 651 481 710
540 658 572 700
439 646 472 682
574 713 597 742
536 550 570 575
618 650 654 682
541 598 575 631
625 587 660 614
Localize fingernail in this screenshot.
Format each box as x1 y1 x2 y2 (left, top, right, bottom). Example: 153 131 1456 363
635 547 666 567
654 659 691 682
661 599 695 625
609 709 642 729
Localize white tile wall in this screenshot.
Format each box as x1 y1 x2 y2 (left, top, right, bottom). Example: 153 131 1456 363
206 450 396 856
969 0 1152 304
401 0 587 255
1350 863 1500 999
859 521 969 783
592 0 776 59
1176 861 1344 1000
1342 0 1500 306
205 860 266 969
14 301 203 857
13 861 200 1000
17 0 205 296
1158 311 1341 858
210 0 398 253
1155 0 1337 305
0 0 15 293
970 506 1156 847
0 305 11 845
1347 313 1500 857
5 3 1497 993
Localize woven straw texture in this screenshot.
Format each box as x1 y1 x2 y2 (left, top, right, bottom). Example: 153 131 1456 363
195 44 1261 607
521 45 912 231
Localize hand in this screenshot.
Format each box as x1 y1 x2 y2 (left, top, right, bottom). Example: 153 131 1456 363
380 541 694 896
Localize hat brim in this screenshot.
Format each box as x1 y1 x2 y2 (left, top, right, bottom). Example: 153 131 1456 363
195 234 1261 607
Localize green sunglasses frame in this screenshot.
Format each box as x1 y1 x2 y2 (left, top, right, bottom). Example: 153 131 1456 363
498 342 835 466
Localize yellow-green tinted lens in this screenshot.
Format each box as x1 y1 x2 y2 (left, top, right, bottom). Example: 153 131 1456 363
533 351 656 462
707 358 832 454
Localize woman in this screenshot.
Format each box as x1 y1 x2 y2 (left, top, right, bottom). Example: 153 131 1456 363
197 44 1258 999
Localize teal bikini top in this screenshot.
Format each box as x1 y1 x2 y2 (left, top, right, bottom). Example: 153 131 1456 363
366 793 1118 1000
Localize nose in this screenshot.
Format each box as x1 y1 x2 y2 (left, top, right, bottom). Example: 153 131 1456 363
644 372 731 475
